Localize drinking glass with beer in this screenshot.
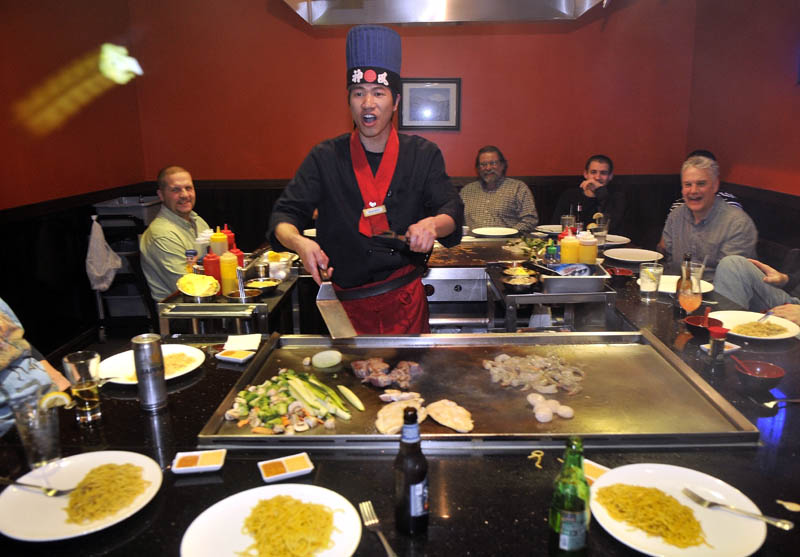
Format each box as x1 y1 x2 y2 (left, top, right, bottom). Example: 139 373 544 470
62 351 102 423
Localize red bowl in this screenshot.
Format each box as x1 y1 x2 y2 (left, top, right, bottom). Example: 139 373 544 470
606 267 634 287
735 360 785 391
684 315 724 338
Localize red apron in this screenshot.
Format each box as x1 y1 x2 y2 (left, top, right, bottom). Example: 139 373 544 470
337 265 430 334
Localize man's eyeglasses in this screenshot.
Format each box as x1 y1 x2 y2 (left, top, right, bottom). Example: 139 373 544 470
478 160 502 169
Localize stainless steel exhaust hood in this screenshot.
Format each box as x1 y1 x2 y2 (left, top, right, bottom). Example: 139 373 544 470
284 1 609 26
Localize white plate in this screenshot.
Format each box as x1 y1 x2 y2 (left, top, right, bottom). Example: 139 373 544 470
708 310 800 340
637 275 714 294
591 463 766 557
0 451 162 542
471 226 519 237
99 344 206 385
535 224 563 235
604 234 631 246
180 484 361 557
604 248 664 262
303 228 316 237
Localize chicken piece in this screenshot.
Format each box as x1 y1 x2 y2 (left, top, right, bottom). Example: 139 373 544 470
375 398 427 434
379 390 421 402
426 399 474 433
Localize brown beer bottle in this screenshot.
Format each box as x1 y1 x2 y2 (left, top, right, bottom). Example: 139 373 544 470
394 407 429 535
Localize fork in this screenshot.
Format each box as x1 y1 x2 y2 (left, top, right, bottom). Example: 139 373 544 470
750 397 800 409
682 488 794 530
0 477 75 497
358 500 397 557
757 310 774 323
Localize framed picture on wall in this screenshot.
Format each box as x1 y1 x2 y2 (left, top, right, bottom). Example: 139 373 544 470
398 78 461 131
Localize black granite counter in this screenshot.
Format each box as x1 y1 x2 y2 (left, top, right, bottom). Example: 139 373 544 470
1 281 799 556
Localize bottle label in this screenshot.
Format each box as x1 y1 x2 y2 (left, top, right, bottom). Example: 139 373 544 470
401 422 420 443
558 510 586 550
408 479 429 517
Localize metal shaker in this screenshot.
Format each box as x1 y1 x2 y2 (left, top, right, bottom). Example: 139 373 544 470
132 333 168 411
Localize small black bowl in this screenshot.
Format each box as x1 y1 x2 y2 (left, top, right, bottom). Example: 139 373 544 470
224 288 262 303
501 276 537 293
735 360 785 392
684 315 724 339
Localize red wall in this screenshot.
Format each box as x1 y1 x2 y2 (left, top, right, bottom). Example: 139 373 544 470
0 0 145 209
688 0 800 195
2 0 797 210
131 0 695 180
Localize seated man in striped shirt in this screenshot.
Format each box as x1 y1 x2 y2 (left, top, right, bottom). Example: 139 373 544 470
666 150 742 214
460 145 539 234
658 155 757 279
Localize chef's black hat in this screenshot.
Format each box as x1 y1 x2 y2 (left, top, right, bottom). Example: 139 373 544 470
346 25 401 96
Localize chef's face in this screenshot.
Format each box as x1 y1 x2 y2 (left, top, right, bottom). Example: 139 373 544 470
681 166 719 219
349 83 398 145
583 161 613 187
477 151 506 188
158 171 195 220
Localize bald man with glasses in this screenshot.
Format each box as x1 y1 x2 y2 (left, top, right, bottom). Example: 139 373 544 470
459 145 539 233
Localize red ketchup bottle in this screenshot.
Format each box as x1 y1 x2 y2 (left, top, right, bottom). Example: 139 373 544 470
230 243 245 267
222 224 235 251
203 251 221 283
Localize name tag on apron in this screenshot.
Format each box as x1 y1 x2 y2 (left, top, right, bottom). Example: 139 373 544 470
362 205 387 218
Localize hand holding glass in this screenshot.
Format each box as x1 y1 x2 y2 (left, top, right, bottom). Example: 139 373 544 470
62 351 102 423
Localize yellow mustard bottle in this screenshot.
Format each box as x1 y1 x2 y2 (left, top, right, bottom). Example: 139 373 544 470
577 232 598 264
209 226 228 256
219 251 238 295
560 233 579 264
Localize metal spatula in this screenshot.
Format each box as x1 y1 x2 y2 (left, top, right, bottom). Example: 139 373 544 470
316 268 357 339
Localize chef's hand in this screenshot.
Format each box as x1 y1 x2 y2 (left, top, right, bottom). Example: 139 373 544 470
275 222 331 285
405 217 439 253
772 303 800 326
748 258 789 288
296 239 332 285
579 179 603 198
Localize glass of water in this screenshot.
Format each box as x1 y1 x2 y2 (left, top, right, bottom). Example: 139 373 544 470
593 217 610 250
9 385 61 469
639 263 664 303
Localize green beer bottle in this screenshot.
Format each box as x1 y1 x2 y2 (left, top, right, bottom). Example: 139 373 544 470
548 436 590 555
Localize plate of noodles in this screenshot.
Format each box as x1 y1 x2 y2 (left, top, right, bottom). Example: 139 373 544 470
708 310 800 340
99 344 206 384
590 463 766 556
180 483 361 556
0 450 161 541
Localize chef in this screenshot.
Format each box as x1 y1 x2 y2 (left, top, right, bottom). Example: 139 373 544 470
268 25 463 334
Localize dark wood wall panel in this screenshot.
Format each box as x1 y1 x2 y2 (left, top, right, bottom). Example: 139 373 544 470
1 176 794 357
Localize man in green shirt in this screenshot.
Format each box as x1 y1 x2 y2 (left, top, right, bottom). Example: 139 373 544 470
140 166 210 300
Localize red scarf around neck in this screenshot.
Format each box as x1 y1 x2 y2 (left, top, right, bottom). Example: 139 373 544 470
350 128 399 237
